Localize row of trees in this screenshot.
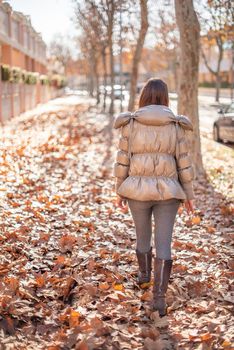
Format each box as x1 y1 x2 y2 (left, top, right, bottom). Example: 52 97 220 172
70 0 233 112
72 0 150 113
49 1 233 110
199 0 233 102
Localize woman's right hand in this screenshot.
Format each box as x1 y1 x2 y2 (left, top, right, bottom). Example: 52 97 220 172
116 195 128 211
183 200 194 214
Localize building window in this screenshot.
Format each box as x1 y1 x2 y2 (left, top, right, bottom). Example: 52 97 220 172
0 8 9 36
28 33 31 50
32 37 35 54
23 28 28 49
12 19 20 42
29 35 33 52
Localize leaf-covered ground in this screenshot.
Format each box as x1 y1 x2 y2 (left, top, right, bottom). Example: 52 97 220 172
0 99 233 350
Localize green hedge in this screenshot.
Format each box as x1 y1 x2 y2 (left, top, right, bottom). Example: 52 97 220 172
221 81 231 88
199 81 231 88
24 72 38 85
0 65 38 84
11 67 22 83
51 74 67 89
40 75 50 85
1 65 23 83
21 70 26 83
1 65 66 88
1 64 11 81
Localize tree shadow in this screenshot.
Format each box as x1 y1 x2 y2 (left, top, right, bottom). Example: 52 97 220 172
159 172 233 348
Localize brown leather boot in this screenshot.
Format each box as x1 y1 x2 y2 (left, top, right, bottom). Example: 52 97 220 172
136 247 152 285
152 257 173 317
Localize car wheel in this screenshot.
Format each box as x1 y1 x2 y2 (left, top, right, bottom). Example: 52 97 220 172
213 124 221 142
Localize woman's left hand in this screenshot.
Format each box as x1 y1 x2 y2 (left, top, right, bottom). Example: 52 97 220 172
183 199 194 214
116 195 128 211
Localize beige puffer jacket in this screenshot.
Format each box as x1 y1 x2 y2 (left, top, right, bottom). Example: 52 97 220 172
113 104 195 202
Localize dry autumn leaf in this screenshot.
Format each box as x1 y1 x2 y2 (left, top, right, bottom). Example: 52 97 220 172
69 309 80 328
192 215 201 225
58 234 77 253
113 283 124 291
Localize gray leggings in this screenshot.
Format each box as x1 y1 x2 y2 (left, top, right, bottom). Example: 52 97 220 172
127 198 181 260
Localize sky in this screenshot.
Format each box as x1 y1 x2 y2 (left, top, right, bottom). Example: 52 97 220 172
5 0 77 44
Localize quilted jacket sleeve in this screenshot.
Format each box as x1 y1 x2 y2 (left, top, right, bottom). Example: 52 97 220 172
113 126 130 195
175 125 195 200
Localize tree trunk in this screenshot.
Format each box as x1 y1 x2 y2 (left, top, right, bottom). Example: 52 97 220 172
93 48 100 105
102 48 107 110
109 39 115 115
215 74 221 102
128 0 149 111
173 60 179 93
215 37 223 102
95 71 100 105
175 0 204 176
231 45 234 100
201 37 224 103
88 56 96 97
88 72 94 97
108 0 115 115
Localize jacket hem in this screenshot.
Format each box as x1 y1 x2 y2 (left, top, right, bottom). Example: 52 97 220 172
117 176 187 202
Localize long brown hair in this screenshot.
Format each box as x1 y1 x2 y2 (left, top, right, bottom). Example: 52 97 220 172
139 78 169 108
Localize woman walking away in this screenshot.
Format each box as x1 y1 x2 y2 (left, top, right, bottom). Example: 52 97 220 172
113 78 195 317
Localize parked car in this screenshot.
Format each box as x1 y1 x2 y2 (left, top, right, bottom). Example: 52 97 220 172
213 101 234 143
102 85 127 100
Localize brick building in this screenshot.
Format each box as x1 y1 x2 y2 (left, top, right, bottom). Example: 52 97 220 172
0 1 63 122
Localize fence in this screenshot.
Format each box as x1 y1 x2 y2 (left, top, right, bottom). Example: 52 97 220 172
0 82 64 122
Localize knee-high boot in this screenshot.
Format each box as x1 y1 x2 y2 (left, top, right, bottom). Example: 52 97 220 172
152 257 173 316
135 247 152 284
